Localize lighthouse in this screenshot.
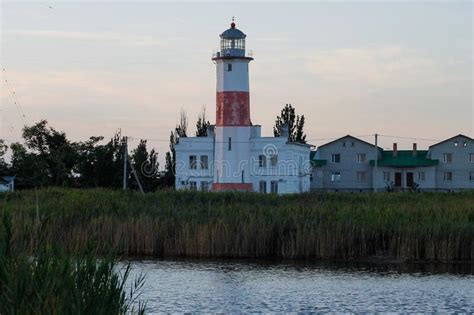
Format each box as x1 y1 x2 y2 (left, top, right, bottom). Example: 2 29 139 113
174 21 312 194
212 20 253 191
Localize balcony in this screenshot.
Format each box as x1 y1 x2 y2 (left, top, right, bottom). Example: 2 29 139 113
212 49 254 60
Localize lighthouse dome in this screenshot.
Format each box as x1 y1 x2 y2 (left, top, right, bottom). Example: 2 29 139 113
220 22 246 39
220 27 246 39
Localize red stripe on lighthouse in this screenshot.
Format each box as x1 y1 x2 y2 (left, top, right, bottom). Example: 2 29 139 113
216 91 251 126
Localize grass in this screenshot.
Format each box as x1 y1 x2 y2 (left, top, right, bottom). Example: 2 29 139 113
0 212 146 314
0 188 473 262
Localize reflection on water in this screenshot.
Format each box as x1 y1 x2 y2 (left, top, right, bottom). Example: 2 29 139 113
123 259 474 313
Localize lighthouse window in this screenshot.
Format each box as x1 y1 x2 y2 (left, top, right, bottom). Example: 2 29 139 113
270 181 279 194
259 181 267 193
200 155 208 169
270 154 278 167
227 64 232 71
189 155 197 169
228 137 232 151
259 155 267 168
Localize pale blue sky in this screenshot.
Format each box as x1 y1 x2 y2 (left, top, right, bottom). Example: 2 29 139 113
1 1 472 163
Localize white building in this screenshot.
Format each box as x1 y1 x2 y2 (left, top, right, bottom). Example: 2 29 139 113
0 176 15 192
175 21 312 194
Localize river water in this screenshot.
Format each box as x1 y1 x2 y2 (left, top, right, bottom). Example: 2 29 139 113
124 259 473 313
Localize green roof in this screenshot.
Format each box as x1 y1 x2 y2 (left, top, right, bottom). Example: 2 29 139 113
370 150 438 167
310 151 327 167
311 159 327 167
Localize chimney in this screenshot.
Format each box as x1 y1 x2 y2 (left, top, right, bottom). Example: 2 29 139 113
393 143 398 157
412 143 417 157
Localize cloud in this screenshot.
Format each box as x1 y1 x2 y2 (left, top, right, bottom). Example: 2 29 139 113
7 30 163 47
305 45 450 88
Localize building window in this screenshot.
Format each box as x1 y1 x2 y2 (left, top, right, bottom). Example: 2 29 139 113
270 154 278 167
331 172 341 182
259 180 267 193
189 181 197 190
383 172 390 181
270 180 278 193
342 141 346 147
227 63 232 71
351 142 355 147
443 172 453 181
454 141 458 147
189 155 197 169
443 153 452 164
463 142 467 147
469 153 474 163
200 155 208 169
228 137 232 151
200 181 209 191
259 155 266 168
357 171 367 181
470 171 474 181
418 172 425 181
356 153 366 163
331 154 341 163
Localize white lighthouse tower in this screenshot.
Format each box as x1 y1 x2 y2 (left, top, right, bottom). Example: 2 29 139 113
212 20 253 191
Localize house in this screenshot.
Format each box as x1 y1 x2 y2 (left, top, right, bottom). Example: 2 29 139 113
310 135 381 192
371 143 438 191
311 134 474 192
175 21 312 194
0 176 15 192
427 134 474 191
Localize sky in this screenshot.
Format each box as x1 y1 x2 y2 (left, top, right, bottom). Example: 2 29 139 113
1 1 472 165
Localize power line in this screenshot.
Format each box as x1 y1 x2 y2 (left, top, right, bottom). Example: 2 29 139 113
2 68 28 126
377 134 442 142
126 134 375 144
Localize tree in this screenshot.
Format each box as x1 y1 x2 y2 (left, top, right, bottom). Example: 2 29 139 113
163 110 188 187
21 120 79 186
273 104 307 143
0 139 10 176
195 107 210 137
130 139 160 192
75 133 123 188
9 142 48 188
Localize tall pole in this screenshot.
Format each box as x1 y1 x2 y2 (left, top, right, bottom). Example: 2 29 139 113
123 136 128 190
374 133 378 193
128 154 145 195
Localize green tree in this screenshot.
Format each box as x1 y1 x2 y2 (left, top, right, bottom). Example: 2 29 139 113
273 104 307 143
75 133 124 188
16 120 79 187
0 140 9 176
9 142 48 188
130 140 160 192
163 110 188 187
195 107 210 137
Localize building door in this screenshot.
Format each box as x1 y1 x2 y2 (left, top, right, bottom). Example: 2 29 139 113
395 172 402 187
406 172 414 188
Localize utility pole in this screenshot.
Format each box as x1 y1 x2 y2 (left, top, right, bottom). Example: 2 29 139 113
123 136 128 190
374 133 378 193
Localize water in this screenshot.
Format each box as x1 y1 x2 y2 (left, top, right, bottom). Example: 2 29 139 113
124 259 474 313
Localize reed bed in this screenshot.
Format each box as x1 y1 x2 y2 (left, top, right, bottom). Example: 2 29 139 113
1 188 473 262
0 213 146 314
